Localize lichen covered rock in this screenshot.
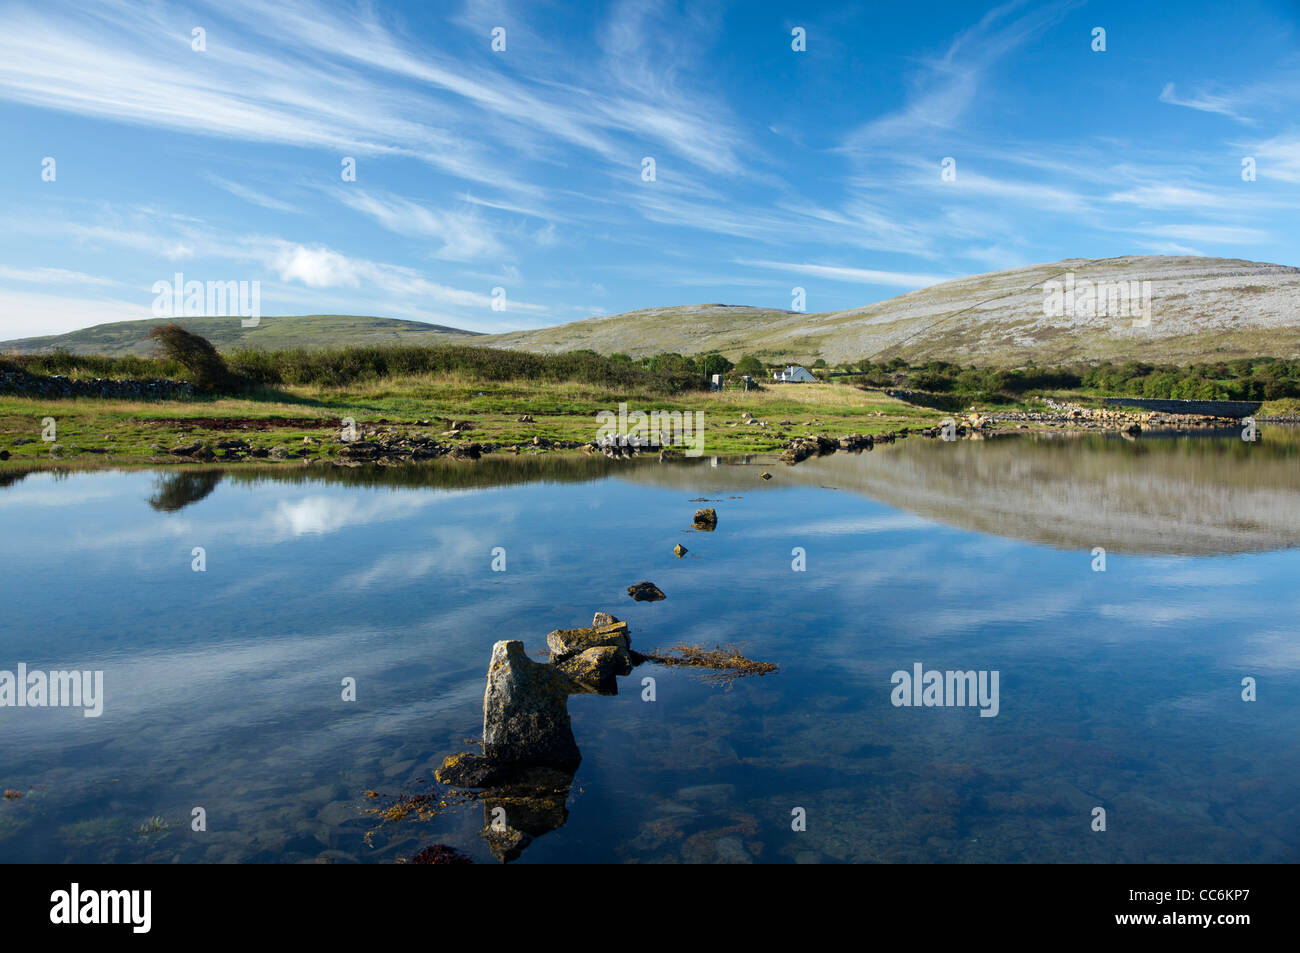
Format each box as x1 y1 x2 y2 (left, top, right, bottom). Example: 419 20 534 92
435 752 511 788
556 645 633 694
546 620 631 661
482 640 580 765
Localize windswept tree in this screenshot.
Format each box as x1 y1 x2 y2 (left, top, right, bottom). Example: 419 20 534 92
147 323 230 391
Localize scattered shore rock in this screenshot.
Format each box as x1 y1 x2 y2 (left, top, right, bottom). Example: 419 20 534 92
627 581 666 602
693 507 718 529
780 433 885 464
673 543 687 557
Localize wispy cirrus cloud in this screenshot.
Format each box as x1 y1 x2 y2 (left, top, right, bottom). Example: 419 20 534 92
0 265 122 287
843 0 1081 150
332 189 505 261
206 175 300 213
735 259 949 289
1158 82 1252 123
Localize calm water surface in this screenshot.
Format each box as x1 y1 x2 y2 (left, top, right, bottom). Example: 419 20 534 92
2 430 1299 863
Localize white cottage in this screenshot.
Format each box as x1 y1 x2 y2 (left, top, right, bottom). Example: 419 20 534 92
773 365 816 383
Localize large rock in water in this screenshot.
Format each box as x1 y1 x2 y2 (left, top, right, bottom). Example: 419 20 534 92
482 641 580 765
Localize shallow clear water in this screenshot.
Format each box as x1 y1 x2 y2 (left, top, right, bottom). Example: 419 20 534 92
2 431 1299 863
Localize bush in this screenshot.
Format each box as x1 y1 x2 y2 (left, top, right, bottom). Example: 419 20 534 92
147 324 230 391
698 352 734 378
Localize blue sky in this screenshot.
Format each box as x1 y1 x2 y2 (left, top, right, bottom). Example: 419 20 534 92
1 0 1297 338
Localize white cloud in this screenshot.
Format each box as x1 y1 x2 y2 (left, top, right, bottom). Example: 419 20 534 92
735 259 949 289
0 266 121 287
207 175 299 213
1159 82 1250 123
333 190 504 260
248 240 549 316
266 244 363 289
1106 184 1238 210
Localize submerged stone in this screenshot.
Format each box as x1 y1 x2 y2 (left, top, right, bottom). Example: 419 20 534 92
482 825 531 863
408 843 473 864
434 752 512 788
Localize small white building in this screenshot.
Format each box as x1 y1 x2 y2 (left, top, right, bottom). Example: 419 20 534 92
773 365 816 383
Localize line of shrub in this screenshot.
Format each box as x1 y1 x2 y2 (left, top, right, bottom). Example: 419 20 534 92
849 358 1300 401
2 336 711 395
224 344 707 392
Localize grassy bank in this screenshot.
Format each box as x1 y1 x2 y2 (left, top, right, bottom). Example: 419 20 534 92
0 374 945 467
9 337 1295 469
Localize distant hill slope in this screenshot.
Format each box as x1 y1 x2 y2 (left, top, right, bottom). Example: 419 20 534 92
482 303 801 358
1 314 481 356
5 257 1298 364
480 256 1300 365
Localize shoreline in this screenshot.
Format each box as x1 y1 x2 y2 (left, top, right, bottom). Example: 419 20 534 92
0 411 1285 472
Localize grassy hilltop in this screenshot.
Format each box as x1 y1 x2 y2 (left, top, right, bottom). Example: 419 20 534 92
1 314 481 356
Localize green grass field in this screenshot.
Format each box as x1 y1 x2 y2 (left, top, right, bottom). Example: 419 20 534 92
0 376 947 467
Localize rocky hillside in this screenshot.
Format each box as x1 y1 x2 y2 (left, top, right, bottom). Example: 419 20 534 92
484 256 1300 365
